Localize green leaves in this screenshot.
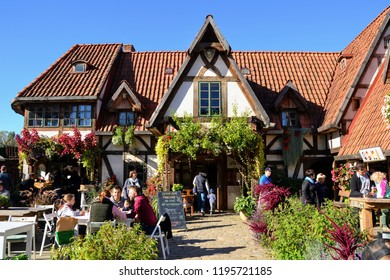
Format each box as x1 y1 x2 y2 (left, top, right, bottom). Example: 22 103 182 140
50 223 158 260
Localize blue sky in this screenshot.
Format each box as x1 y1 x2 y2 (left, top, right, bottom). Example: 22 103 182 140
1 0 389 134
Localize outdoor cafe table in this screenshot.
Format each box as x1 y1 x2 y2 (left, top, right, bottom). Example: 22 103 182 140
0 221 34 259
0 207 49 221
348 197 390 239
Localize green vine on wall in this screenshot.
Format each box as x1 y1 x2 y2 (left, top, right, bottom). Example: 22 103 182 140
155 107 265 193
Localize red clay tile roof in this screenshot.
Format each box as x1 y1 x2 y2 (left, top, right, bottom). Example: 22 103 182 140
97 50 338 132
232 51 338 128
14 44 122 100
337 62 390 157
97 51 187 133
319 7 390 132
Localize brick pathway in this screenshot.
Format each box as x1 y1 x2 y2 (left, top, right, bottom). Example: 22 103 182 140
166 211 269 260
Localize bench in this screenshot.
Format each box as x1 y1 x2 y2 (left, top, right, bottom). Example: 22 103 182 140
333 190 350 208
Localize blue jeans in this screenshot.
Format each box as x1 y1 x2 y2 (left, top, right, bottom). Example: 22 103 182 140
197 192 206 212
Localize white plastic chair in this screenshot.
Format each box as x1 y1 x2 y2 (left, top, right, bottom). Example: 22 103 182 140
149 214 170 260
34 204 55 231
39 212 58 256
7 215 37 259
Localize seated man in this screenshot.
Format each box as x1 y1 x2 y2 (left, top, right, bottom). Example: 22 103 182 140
110 185 126 209
127 186 157 234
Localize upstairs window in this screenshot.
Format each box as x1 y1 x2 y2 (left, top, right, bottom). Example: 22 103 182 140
44 106 59 127
28 106 59 127
28 106 44 127
199 82 221 116
64 105 92 127
119 111 135 126
74 63 86 73
71 59 89 73
281 110 299 127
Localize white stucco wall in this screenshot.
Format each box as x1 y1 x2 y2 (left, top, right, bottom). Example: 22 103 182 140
227 82 254 116
167 82 193 117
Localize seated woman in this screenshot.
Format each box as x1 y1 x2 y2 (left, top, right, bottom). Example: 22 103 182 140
90 190 127 222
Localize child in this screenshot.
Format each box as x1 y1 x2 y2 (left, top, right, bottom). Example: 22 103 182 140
208 188 216 215
122 198 132 212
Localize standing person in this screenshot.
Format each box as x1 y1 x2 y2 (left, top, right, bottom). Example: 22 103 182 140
315 173 327 207
370 172 389 198
208 188 216 215
349 163 372 197
259 167 273 185
122 170 141 200
193 171 209 216
301 169 316 205
0 165 12 191
110 185 126 209
127 186 157 235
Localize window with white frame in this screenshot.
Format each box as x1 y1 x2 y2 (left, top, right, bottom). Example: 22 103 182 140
64 104 92 127
199 82 221 116
73 63 87 73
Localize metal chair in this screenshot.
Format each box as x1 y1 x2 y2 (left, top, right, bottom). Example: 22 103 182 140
7 215 37 259
39 212 58 256
34 203 55 230
149 214 170 260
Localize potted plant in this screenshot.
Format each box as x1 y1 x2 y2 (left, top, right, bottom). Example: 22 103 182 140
0 195 12 209
233 194 256 221
172 184 184 192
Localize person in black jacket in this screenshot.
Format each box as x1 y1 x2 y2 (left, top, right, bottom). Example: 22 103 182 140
349 163 373 198
301 169 316 205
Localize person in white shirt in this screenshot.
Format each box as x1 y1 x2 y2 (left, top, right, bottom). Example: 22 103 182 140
58 193 80 217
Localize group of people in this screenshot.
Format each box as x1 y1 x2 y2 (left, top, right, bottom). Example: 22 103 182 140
57 170 157 235
300 169 328 207
349 163 389 198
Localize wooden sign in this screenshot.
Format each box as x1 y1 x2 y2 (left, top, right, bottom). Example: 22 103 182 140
157 191 186 230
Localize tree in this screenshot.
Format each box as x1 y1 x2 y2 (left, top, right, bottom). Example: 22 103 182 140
0 131 17 147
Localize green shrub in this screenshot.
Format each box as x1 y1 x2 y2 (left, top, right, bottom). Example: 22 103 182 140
0 195 12 208
50 222 158 260
4 254 28 260
258 196 362 260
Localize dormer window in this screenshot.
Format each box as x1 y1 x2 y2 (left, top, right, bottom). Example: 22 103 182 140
74 63 86 73
71 60 89 73
119 111 135 126
281 110 299 127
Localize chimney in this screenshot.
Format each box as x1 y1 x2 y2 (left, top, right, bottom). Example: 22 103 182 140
123 44 135 52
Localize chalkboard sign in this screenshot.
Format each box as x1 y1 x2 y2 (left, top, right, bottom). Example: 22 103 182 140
157 191 186 230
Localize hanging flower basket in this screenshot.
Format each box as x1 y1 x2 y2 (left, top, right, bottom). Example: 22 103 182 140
381 92 390 126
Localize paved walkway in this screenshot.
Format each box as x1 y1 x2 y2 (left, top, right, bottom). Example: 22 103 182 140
166 211 269 260
32 210 269 260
